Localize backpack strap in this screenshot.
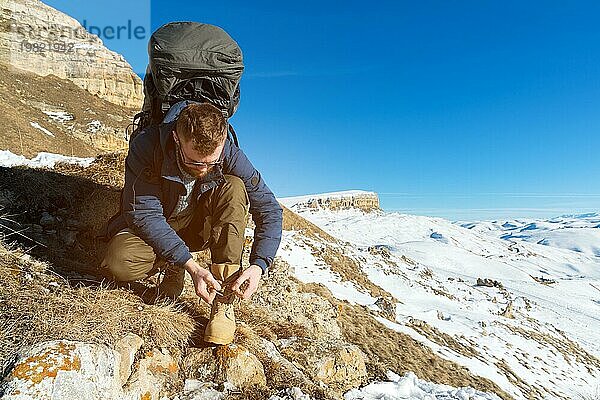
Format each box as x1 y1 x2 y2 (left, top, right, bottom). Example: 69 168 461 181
228 123 239 148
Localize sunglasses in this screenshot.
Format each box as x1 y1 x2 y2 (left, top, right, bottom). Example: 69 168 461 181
174 133 223 168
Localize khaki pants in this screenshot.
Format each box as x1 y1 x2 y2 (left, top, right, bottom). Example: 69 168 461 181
102 175 249 282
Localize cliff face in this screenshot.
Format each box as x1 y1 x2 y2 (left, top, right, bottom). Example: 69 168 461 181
281 191 381 213
0 0 143 109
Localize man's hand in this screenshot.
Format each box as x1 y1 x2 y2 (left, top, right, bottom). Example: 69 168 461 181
183 258 222 304
231 264 263 300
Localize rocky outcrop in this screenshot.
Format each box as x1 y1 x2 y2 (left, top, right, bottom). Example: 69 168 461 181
282 191 381 213
0 0 143 108
0 338 178 400
183 344 268 391
252 260 369 394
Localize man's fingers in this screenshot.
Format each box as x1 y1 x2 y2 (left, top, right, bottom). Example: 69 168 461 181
207 290 217 304
242 282 258 300
196 281 212 304
231 274 247 293
207 276 222 292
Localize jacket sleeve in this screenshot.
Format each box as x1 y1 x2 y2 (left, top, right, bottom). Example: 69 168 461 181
121 133 193 268
223 141 283 274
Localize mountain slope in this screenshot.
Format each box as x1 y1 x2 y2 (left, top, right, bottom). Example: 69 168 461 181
0 63 133 157
279 192 600 399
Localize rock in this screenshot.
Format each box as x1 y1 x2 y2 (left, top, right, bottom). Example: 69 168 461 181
0 0 143 108
310 343 367 392
254 261 342 341
59 229 77 246
500 301 515 319
368 245 392 258
182 347 218 382
374 296 396 321
476 278 504 289
181 380 225 400
1 340 123 399
269 387 311 400
258 338 313 387
437 310 451 321
114 333 143 385
1 339 179 400
183 344 266 391
214 344 267 389
280 339 367 393
126 348 180 399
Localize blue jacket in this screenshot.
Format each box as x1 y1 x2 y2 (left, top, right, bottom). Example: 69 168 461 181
106 106 283 274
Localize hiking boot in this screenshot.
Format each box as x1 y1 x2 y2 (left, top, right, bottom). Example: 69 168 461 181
156 263 185 300
203 263 241 345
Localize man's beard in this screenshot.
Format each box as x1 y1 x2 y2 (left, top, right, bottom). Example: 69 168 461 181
182 164 209 179
176 151 209 179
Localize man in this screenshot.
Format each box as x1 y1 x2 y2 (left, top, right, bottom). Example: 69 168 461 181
102 101 283 345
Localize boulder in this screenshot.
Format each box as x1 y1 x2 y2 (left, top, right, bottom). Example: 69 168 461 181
183 344 266 391
1 339 179 400
1 340 123 399
279 339 367 394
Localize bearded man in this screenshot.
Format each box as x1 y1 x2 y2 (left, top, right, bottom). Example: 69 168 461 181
102 101 282 345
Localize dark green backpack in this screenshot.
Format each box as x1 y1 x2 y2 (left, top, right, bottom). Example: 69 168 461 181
129 22 244 145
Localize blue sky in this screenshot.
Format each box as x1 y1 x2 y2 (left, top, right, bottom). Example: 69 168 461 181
45 0 599 221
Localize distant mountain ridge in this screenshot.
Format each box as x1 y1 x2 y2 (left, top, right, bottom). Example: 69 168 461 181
279 190 380 212
459 213 600 257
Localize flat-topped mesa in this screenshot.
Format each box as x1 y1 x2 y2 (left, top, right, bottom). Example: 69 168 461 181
280 191 381 213
0 0 143 109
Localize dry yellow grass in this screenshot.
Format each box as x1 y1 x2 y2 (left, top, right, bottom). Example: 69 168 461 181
0 241 195 370
54 152 127 189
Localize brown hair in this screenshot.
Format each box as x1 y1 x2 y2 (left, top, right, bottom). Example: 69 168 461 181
176 103 227 157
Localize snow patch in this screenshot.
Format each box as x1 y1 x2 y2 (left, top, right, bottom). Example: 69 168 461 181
0 150 94 169
30 121 55 137
87 120 102 133
283 203 600 399
344 371 501 400
43 110 74 123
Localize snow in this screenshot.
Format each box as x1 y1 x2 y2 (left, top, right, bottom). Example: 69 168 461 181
459 214 600 257
43 110 74 123
87 120 102 133
344 371 501 400
278 198 600 400
278 230 376 305
0 150 94 168
30 121 55 137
